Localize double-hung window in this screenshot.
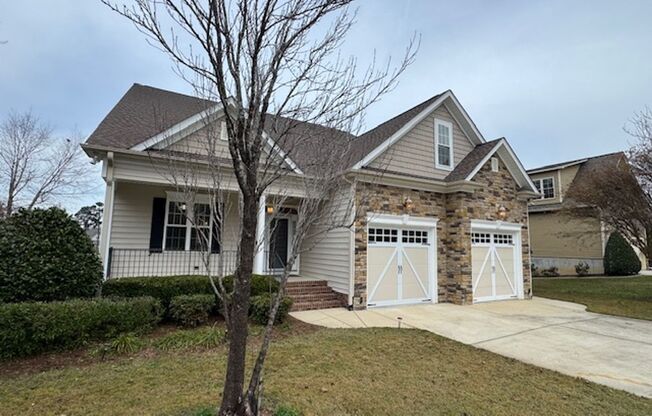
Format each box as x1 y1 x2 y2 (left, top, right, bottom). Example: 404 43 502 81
164 196 215 251
435 118 453 170
533 177 555 199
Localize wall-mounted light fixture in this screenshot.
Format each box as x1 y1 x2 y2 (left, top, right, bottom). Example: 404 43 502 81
266 206 274 215
403 196 414 211
497 205 507 220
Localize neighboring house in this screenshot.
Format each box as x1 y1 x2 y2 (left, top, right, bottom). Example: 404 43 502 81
83 84 539 310
527 153 647 275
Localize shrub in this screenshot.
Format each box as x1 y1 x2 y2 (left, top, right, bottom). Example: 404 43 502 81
169 294 217 327
0 207 103 303
249 293 293 325
604 232 641 275
103 274 278 318
154 326 226 351
0 296 162 359
274 405 301 416
102 275 214 311
575 261 590 277
110 333 145 354
539 267 560 277
221 274 280 296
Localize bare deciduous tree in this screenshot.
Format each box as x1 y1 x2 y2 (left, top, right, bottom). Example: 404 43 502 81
102 1 416 414
563 133 652 262
0 110 91 217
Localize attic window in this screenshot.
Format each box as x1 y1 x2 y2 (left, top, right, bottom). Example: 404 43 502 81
434 118 453 170
491 157 499 172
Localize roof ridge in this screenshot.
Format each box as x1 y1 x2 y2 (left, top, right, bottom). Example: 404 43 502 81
527 151 626 172
131 83 217 104
357 91 447 138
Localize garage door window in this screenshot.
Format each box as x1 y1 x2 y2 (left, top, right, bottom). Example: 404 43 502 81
402 229 429 245
471 232 491 244
493 234 514 245
368 228 398 243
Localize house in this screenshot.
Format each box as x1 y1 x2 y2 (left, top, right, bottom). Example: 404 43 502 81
527 153 647 275
83 84 539 310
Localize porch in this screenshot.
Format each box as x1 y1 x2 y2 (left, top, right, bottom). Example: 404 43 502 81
99 180 351 309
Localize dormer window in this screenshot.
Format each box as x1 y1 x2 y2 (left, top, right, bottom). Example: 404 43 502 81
533 177 555 199
434 118 453 170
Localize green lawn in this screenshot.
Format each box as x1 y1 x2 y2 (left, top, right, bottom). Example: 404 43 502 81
0 321 650 415
534 275 652 320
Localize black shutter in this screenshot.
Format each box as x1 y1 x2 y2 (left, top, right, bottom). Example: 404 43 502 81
149 197 166 253
210 204 222 254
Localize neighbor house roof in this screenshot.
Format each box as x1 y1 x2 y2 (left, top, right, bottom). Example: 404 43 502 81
527 151 624 174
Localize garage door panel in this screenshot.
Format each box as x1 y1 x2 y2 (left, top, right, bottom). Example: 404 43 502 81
402 247 429 299
368 247 398 302
367 224 434 306
472 230 521 302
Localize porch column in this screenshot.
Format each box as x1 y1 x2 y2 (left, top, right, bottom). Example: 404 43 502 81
99 153 115 279
253 193 266 274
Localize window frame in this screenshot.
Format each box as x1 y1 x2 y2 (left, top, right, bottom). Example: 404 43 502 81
434 118 454 171
162 193 214 252
532 176 555 200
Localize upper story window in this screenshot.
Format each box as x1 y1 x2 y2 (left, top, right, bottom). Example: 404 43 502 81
434 118 453 170
533 177 555 199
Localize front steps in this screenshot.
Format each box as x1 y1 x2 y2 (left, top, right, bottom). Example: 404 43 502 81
286 280 347 311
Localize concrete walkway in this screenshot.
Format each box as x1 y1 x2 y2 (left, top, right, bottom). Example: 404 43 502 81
291 297 652 398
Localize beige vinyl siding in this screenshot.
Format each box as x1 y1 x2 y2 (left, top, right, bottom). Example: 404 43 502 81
166 123 231 157
529 211 603 259
112 154 306 197
368 105 475 179
299 182 354 295
529 165 580 206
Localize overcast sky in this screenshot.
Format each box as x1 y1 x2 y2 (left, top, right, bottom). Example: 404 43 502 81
1 0 651 213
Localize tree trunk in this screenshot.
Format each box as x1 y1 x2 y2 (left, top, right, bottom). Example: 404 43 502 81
219 192 259 416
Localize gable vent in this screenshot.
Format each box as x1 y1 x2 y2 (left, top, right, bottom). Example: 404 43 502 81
491 157 499 172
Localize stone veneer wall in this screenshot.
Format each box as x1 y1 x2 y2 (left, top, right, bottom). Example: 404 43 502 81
354 157 532 308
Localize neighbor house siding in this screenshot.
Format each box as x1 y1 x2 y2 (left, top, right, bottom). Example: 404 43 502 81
529 211 603 275
299 182 354 296
367 105 475 179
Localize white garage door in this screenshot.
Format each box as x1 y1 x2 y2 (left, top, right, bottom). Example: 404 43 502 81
367 227 434 307
471 230 522 302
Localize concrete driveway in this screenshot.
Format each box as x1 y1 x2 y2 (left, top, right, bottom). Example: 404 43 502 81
291 297 652 398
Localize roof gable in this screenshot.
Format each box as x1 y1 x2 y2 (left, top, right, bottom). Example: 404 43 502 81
350 90 485 169
86 84 214 149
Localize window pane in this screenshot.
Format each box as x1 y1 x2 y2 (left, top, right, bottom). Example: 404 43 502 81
438 145 451 166
165 226 186 250
190 227 210 251
194 203 211 227
542 178 555 198
167 201 186 225
438 124 450 145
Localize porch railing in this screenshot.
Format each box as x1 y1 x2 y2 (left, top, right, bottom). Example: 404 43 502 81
106 248 238 278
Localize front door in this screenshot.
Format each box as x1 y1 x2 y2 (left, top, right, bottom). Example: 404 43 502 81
268 218 289 270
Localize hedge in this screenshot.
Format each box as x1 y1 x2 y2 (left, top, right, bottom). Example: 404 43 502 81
249 293 293 325
103 274 280 316
169 294 217 327
604 232 641 275
0 207 103 303
0 297 162 359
